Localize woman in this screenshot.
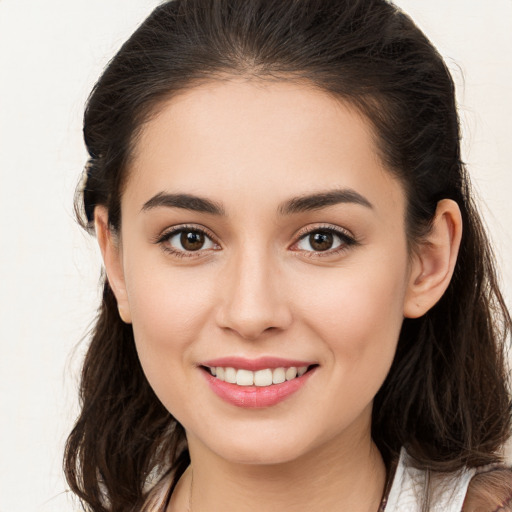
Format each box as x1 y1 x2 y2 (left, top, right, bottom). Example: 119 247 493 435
64 0 512 510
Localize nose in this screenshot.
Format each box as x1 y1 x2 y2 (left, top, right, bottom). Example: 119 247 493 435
215 249 293 340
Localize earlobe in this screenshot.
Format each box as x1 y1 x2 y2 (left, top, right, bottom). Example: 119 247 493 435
94 206 132 324
403 199 463 319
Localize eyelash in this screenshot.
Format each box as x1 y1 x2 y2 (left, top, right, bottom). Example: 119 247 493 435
154 224 358 259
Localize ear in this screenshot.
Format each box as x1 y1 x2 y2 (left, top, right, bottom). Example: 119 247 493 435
94 206 132 324
403 199 463 319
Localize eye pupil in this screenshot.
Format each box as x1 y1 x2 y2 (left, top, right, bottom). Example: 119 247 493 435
310 232 333 251
181 231 205 251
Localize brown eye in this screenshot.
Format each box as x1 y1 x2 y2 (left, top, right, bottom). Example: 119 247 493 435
180 230 205 251
163 228 217 254
295 227 354 254
309 231 334 251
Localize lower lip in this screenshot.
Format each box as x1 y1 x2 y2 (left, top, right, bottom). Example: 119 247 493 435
202 368 316 408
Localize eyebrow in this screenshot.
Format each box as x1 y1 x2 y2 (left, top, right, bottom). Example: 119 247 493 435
141 188 373 216
142 192 226 215
278 189 373 215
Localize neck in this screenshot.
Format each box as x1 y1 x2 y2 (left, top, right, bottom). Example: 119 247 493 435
170 430 387 512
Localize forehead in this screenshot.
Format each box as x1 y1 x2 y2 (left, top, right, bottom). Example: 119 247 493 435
125 79 405 219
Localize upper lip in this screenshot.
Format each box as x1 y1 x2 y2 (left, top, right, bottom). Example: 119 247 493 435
200 356 316 371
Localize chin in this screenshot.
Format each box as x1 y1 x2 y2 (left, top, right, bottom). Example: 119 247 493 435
188 421 329 467
214 440 309 466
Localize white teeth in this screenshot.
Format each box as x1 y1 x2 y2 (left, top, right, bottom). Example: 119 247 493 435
285 367 298 381
209 365 311 387
236 369 254 386
272 367 286 384
254 369 273 387
225 367 237 384
297 366 308 377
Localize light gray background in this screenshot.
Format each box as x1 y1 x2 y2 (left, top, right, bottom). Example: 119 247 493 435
0 1 510 510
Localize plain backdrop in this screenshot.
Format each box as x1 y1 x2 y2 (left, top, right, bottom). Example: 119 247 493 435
0 1 511 510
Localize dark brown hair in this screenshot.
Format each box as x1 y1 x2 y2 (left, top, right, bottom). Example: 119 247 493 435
65 0 512 510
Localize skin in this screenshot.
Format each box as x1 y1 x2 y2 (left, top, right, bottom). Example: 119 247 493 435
95 79 462 511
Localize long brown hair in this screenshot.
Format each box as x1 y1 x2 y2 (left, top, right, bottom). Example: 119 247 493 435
65 1 511 510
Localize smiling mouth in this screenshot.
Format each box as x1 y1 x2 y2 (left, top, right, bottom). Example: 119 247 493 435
202 365 317 387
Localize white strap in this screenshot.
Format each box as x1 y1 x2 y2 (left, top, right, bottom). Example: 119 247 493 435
385 448 477 511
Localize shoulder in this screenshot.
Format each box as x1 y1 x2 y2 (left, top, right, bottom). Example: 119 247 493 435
462 468 512 512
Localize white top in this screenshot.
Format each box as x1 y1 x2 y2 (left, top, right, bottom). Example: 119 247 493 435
142 447 478 511
384 447 477 511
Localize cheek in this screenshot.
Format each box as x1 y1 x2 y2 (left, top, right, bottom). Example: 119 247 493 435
126 258 215 336
292 250 409 373
287 254 409 436
124 262 217 392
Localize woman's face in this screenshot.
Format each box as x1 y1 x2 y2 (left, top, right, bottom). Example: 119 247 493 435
111 80 415 465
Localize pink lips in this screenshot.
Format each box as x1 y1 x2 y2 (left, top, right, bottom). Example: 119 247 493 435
200 357 317 408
